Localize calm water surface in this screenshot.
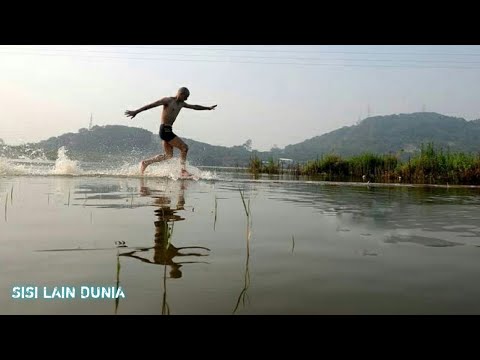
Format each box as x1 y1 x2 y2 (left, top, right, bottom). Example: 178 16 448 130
1 172 480 314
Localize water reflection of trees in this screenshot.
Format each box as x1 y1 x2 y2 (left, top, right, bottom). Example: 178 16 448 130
270 182 480 227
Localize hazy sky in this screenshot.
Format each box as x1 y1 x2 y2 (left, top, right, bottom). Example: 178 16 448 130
1 45 480 151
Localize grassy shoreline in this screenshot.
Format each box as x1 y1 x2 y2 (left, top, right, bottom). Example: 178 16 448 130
247 143 480 186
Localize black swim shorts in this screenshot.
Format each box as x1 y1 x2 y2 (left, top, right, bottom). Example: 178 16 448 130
159 124 177 142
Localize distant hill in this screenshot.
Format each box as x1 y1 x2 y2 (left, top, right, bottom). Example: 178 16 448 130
281 112 480 161
14 112 480 166
36 125 155 161
33 125 262 166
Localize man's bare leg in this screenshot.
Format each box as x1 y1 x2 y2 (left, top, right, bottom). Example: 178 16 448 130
168 137 192 177
140 141 173 175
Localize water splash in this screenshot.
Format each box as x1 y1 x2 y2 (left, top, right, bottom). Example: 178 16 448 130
49 147 81 175
0 157 28 176
140 159 216 181
0 147 217 180
0 144 48 161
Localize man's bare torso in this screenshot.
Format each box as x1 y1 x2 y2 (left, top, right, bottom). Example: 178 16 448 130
161 97 185 126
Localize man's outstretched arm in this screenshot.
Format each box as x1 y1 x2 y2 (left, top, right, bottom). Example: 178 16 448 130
184 103 217 111
125 98 169 119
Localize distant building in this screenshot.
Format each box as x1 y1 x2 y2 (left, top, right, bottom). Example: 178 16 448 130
262 158 294 165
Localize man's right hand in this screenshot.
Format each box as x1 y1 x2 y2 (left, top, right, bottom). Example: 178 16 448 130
125 110 137 119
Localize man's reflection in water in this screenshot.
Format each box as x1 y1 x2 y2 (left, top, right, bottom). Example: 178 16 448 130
120 178 210 279
119 178 210 314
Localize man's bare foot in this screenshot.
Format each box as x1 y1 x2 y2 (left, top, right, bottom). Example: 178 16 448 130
181 169 193 178
140 161 147 175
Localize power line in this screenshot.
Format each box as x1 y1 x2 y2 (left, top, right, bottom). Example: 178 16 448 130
2 50 480 69
97 45 480 57
4 45 480 57
4 46 480 64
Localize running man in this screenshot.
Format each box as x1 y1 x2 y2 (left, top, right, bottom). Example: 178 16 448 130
125 87 217 176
